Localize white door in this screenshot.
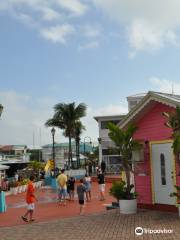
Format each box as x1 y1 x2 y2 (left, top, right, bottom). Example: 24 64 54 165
151 143 175 205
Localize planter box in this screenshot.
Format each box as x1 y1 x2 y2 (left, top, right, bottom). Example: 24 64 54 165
119 199 137 214
176 203 180 218
10 187 18 195
37 181 43 188
22 185 27 192
178 205 180 218
112 202 119 207
33 182 38 188
39 180 43 188
18 186 22 193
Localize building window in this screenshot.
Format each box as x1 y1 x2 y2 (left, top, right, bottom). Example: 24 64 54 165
109 156 121 164
102 148 119 155
129 100 138 110
160 153 166 185
101 120 120 129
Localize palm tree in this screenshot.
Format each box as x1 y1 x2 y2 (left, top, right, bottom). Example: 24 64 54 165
163 106 180 155
73 121 85 168
107 122 141 199
45 102 86 168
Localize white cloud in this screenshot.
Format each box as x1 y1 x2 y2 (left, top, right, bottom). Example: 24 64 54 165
56 0 88 16
150 77 180 94
78 40 99 50
0 90 128 146
0 90 66 147
81 104 128 141
0 0 88 20
40 24 75 44
0 0 88 17
82 24 101 38
41 7 61 21
93 104 128 116
93 0 180 54
128 20 173 51
0 0 88 44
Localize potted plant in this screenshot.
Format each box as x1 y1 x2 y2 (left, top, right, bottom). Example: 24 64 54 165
170 185 180 218
110 181 138 214
107 122 141 214
27 161 45 188
21 179 29 192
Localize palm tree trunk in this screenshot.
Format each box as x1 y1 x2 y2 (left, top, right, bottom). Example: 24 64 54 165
68 136 71 169
75 138 78 168
77 139 80 168
69 135 73 168
125 169 131 199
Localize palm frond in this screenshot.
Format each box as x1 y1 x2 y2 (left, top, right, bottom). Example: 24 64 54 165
45 118 65 128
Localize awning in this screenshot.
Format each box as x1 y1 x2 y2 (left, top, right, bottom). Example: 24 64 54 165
0 164 10 170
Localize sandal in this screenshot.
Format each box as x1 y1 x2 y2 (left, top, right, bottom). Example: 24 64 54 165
29 218 35 222
21 216 28 222
29 219 35 222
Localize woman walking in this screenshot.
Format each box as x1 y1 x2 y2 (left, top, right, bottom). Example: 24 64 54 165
97 170 105 201
84 174 92 201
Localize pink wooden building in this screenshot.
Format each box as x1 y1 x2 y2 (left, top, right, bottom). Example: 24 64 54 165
118 91 180 210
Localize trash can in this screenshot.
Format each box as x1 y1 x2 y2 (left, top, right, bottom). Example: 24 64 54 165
0 190 6 213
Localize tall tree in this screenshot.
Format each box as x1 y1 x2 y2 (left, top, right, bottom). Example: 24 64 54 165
73 121 85 168
163 106 180 155
45 102 86 168
107 122 141 199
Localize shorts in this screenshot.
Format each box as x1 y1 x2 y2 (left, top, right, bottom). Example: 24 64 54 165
99 184 105 193
85 184 91 192
27 203 35 210
58 188 67 197
79 200 84 205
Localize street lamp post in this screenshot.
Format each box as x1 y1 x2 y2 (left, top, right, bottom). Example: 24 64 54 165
51 127 56 176
0 104 4 118
98 137 102 166
83 136 92 168
76 136 81 169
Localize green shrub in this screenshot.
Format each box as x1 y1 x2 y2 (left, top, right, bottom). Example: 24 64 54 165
170 185 180 204
109 181 137 201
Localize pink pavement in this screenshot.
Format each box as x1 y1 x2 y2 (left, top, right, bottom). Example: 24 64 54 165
0 182 115 227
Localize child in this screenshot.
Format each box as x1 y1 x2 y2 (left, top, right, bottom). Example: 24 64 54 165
68 177 75 201
77 178 86 215
21 175 38 222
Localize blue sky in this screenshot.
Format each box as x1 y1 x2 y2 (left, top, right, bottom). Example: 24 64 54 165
1 0 180 147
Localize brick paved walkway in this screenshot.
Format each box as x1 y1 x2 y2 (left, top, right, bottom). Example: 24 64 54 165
0 182 114 227
1 209 180 240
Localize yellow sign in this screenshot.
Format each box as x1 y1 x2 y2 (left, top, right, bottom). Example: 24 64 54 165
44 159 54 172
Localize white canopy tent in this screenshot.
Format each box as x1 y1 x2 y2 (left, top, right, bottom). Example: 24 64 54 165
0 164 9 171
72 154 88 161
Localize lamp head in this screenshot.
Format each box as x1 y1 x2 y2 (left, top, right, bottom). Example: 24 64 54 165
98 137 101 144
51 127 56 136
0 104 3 118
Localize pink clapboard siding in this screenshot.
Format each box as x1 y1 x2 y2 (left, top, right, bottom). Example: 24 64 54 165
176 162 180 186
133 102 174 204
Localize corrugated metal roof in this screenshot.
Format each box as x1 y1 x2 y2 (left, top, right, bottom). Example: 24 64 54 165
127 93 147 98
94 114 126 121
